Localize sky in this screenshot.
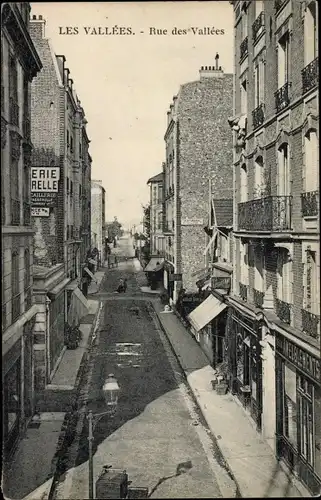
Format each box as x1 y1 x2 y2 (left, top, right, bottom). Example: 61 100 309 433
30 1 234 229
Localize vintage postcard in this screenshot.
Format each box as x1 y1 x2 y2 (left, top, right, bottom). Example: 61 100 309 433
1 1 320 499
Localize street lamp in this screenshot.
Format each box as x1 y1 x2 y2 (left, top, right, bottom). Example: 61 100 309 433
87 374 120 500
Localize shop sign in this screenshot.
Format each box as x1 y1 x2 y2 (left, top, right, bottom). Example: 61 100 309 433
31 207 50 217
276 336 321 382
31 167 60 207
181 218 204 226
182 295 203 304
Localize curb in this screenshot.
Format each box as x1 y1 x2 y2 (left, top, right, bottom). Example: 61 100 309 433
47 301 102 500
150 301 243 499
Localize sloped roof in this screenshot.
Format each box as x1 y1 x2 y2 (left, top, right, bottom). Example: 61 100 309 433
213 198 233 227
147 172 163 184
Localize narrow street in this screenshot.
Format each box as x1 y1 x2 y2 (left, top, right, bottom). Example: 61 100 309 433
59 236 236 499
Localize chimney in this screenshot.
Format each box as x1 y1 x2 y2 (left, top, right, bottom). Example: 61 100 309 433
199 53 224 80
29 14 46 40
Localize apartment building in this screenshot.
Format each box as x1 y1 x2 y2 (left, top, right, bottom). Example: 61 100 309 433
29 15 91 392
91 179 106 266
163 56 233 303
1 2 42 458
228 1 319 494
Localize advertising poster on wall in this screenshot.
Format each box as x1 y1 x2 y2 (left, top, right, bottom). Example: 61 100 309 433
30 167 61 215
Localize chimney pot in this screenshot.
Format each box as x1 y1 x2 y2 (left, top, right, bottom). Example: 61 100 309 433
39 15 43 20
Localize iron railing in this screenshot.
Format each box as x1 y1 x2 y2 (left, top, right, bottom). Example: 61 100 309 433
238 196 292 232
9 96 19 126
302 57 319 94
302 309 320 340
252 11 265 42
24 287 32 311
301 191 319 217
240 36 248 60
11 198 20 225
23 201 31 225
275 297 292 325
239 282 248 301
275 82 291 113
252 103 265 129
253 288 264 308
211 276 231 291
12 293 21 323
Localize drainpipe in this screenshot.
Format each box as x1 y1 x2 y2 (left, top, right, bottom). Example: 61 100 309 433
20 334 25 432
45 296 51 383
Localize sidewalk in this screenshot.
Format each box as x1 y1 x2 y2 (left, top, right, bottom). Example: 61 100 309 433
88 268 107 295
152 300 309 498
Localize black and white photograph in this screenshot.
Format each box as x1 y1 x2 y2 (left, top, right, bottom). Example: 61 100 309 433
1 1 320 499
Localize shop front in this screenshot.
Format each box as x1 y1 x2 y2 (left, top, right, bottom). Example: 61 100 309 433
47 289 66 380
3 341 22 459
163 261 175 301
275 332 321 495
226 306 262 430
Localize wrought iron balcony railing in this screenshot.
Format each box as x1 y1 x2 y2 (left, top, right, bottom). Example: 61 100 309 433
12 293 21 323
9 96 19 126
302 309 320 340
23 115 31 140
302 57 319 94
301 190 319 217
275 82 291 113
252 11 265 42
240 36 248 60
253 288 264 308
11 198 20 225
23 201 31 225
238 196 292 232
275 0 287 13
24 287 32 311
239 282 248 301
252 103 265 129
211 276 231 291
275 297 292 325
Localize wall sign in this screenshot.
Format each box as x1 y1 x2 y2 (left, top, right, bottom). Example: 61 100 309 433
181 218 204 226
276 335 320 383
169 273 182 281
31 207 50 217
31 167 60 208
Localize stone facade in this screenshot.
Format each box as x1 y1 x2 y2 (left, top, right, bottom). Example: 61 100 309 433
91 179 106 265
1 2 42 458
147 171 165 256
164 60 233 297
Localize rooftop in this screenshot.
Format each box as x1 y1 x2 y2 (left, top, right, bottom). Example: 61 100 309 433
147 172 164 184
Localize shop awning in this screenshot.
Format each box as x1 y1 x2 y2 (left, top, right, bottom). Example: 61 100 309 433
154 261 164 272
144 258 164 272
84 267 96 281
67 286 89 327
187 294 227 332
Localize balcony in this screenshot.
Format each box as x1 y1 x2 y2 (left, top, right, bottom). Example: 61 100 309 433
238 196 292 232
275 0 287 13
12 294 21 323
24 287 32 311
253 288 264 308
239 282 248 301
302 309 320 340
252 12 265 42
9 96 19 126
23 115 31 140
275 297 291 325
240 36 248 60
252 103 265 129
302 57 319 94
301 191 319 217
211 276 231 291
23 201 31 225
275 82 291 113
11 198 20 225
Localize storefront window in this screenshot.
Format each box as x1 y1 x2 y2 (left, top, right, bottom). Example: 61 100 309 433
283 363 297 448
236 334 244 383
298 375 314 466
251 356 257 400
314 388 321 477
5 361 21 436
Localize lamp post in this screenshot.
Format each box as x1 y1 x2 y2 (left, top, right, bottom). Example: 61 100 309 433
87 374 120 500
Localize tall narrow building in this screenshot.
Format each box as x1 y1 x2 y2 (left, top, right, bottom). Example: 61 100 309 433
228 1 320 494
163 56 233 302
91 179 106 266
1 2 42 458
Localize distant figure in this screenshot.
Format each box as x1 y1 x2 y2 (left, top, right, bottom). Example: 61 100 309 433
116 279 124 293
123 278 127 292
115 255 118 268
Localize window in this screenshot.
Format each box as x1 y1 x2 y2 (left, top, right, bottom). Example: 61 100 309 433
240 163 248 202
304 249 318 314
240 79 247 115
277 249 292 303
304 0 318 65
253 156 264 198
219 233 229 262
304 130 318 192
241 5 248 40
9 55 18 100
283 363 297 448
12 250 20 322
254 61 264 107
298 375 314 466
277 32 290 88
240 242 249 285
278 143 291 196
254 246 264 292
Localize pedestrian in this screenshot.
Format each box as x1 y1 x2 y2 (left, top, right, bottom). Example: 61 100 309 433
123 278 127 292
116 279 124 293
115 255 118 268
